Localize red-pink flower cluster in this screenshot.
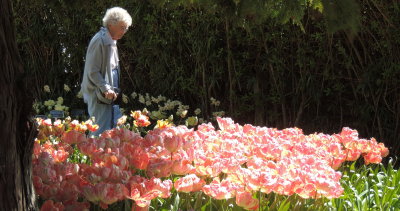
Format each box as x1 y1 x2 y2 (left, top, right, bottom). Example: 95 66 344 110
131 110 151 127
33 117 388 211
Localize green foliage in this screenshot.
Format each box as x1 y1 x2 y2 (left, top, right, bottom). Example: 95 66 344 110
328 159 400 210
68 146 91 164
146 0 361 32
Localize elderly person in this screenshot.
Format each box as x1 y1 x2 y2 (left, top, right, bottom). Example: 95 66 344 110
81 7 132 136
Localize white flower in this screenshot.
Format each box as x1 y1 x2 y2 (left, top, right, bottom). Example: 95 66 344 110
122 94 128 104
64 84 71 92
210 97 220 106
158 95 166 102
117 115 127 126
57 97 64 105
76 91 83 99
54 104 65 111
145 93 151 101
212 111 225 117
33 101 43 114
44 85 51 93
152 95 166 104
151 96 159 104
151 110 166 120
138 94 145 104
146 101 152 106
194 108 201 115
180 104 189 110
180 110 187 118
131 92 137 99
44 100 56 107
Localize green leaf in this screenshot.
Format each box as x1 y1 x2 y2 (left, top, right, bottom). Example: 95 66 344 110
277 198 291 211
200 199 211 211
171 193 181 211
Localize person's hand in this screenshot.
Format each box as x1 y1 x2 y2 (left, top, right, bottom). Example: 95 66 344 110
103 89 117 100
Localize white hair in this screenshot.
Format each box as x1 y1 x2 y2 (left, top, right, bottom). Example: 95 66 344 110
102 7 132 27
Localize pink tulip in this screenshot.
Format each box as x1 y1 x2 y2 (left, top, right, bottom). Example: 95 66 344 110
126 177 172 206
32 116 389 207
216 117 238 132
120 128 143 142
54 181 79 202
202 178 238 200
235 191 259 210
163 133 181 153
378 142 389 157
40 200 64 211
33 176 44 195
344 148 361 161
172 159 195 175
174 174 206 193
364 152 382 165
129 148 150 170
62 130 87 144
41 184 60 199
146 159 173 178
78 141 97 156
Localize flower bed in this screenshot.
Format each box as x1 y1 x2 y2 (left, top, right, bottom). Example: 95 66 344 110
33 116 389 210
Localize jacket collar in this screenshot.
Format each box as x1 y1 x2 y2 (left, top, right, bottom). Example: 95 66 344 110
100 27 116 46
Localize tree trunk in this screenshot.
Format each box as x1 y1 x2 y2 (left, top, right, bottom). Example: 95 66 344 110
0 0 38 210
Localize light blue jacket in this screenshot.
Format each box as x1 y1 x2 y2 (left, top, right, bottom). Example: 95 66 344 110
80 27 122 136
81 27 117 98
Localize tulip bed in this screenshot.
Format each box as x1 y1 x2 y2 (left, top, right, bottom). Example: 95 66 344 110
33 114 398 211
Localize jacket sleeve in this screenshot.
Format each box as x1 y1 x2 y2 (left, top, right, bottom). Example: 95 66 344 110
85 38 111 93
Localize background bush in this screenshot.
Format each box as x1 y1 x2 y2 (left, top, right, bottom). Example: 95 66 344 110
14 0 400 157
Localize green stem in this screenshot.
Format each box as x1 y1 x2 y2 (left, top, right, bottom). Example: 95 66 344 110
209 195 212 211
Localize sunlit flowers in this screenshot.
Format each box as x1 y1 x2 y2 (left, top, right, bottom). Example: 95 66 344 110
235 191 259 210
131 110 151 127
174 174 206 193
202 177 238 200
32 116 389 211
155 119 173 129
44 100 56 110
87 121 99 133
117 115 127 126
